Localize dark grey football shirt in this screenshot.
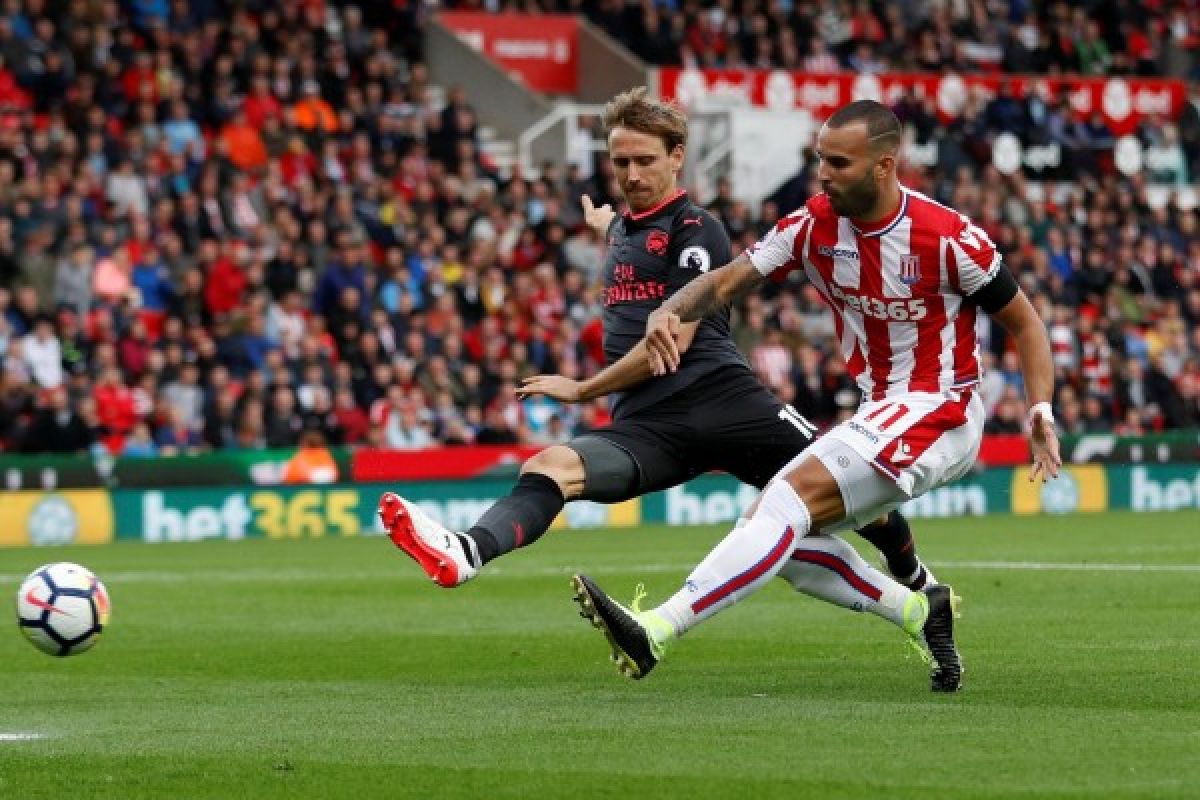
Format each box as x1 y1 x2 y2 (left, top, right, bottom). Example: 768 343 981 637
601 190 751 418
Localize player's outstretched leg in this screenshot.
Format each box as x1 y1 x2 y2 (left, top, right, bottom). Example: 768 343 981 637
571 574 672 679
777 533 931 632
572 479 808 680
921 584 963 692
378 450 569 587
377 493 480 587
767 534 963 692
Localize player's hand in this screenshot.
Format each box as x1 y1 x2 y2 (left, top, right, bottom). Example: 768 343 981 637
645 308 683 375
517 374 584 403
582 195 615 237
1028 409 1062 482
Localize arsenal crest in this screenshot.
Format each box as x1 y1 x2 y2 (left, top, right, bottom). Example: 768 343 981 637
646 230 669 257
899 255 921 286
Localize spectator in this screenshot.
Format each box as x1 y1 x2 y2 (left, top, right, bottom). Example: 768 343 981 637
204 242 248 317
54 245 94 315
221 108 268 175
292 80 338 134
21 386 92 454
265 385 304 449
105 160 148 218
333 387 369 445
384 404 436 450
117 317 153 380
122 421 159 458
92 248 133 307
986 386 1026 434
281 429 339 484
1144 122 1190 185
92 367 136 449
155 406 203 456
163 100 203 157
20 314 62 389
204 390 241 450
162 362 205 433
751 326 792 391
313 235 368 319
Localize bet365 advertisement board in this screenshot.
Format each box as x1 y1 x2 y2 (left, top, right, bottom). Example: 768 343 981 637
2 466 1199 547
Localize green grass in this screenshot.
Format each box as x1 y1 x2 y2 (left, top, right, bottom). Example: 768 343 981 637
2 510 1199 799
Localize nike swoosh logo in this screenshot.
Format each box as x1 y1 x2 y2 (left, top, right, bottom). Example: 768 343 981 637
24 589 68 616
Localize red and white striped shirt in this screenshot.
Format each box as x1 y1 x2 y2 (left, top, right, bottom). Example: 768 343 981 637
746 188 1001 402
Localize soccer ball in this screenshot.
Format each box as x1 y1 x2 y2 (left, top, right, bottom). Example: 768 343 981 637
16 562 111 657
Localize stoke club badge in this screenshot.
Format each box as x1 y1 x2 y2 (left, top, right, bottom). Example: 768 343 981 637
646 230 669 257
899 255 921 286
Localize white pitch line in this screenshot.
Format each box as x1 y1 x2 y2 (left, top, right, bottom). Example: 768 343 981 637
934 561 1200 573
0 733 48 742
3 560 1200 585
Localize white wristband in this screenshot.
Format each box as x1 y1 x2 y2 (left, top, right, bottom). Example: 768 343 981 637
1027 401 1054 428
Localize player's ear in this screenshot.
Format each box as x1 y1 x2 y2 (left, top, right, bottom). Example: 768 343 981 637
876 153 894 178
669 143 685 172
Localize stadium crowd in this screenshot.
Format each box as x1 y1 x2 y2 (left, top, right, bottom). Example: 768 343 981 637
546 0 1200 79
0 0 1198 458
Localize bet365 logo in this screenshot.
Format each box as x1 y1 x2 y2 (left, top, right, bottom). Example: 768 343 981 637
139 490 362 542
828 284 927 321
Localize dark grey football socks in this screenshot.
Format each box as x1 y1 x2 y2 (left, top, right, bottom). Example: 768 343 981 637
464 473 566 565
857 511 926 589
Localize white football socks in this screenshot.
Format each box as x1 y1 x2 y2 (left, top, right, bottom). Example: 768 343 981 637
655 479 811 638
777 534 916 629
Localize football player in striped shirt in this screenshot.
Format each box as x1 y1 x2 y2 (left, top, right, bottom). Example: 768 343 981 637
574 99 1061 692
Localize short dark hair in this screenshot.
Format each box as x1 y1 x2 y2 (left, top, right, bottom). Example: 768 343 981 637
825 100 901 153
603 86 688 152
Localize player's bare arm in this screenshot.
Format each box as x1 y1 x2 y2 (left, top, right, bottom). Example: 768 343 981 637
518 324 700 402
645 254 764 374
989 289 1062 482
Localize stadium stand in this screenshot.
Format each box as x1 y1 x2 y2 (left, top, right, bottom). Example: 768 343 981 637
0 0 1197 457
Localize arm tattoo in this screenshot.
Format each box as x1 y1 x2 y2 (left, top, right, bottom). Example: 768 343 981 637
662 271 723 323
662 256 763 323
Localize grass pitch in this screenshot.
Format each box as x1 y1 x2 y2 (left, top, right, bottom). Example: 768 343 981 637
2 510 1199 799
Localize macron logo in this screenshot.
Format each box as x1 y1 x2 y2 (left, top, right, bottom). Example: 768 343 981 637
892 440 914 464
818 245 859 260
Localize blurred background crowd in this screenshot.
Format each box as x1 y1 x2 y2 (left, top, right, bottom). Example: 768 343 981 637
543 0 1200 79
0 0 1198 458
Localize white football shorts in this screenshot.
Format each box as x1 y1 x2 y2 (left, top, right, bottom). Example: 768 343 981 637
776 388 985 532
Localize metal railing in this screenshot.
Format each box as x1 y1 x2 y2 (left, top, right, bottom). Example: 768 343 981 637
517 103 608 179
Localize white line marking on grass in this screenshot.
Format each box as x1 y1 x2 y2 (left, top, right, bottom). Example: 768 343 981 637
496 561 1200 576
933 561 1200 573
0 733 48 741
2 561 1199 585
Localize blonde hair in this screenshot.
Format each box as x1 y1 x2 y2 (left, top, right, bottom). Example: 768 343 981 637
603 86 688 152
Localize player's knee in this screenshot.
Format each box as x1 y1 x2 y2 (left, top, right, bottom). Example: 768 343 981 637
779 456 846 528
784 461 840 505
754 478 814 536
567 436 641 503
521 446 583 496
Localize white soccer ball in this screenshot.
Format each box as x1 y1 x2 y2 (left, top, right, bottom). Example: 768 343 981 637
16 562 111 657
